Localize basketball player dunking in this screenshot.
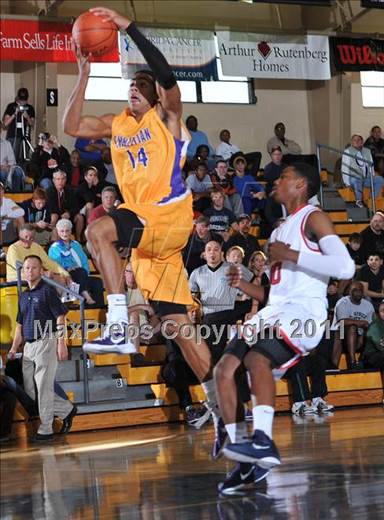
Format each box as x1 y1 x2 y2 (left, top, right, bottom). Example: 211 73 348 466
214 163 355 494
63 6 222 449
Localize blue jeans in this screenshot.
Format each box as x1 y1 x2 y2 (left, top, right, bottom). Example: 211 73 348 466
350 176 384 201
0 166 25 191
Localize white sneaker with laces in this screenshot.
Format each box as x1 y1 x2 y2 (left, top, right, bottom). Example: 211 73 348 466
83 321 137 354
312 397 334 414
291 401 318 416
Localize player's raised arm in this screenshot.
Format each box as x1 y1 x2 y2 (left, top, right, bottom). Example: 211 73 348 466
268 210 355 280
63 44 114 138
90 7 181 120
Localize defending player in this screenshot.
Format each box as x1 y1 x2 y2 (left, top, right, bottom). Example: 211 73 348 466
63 7 220 435
214 163 355 494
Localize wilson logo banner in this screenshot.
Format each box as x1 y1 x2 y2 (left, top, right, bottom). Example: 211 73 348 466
331 37 384 71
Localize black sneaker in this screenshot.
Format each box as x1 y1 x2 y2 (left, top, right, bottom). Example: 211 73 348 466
32 433 54 442
59 406 78 434
218 462 270 495
223 429 281 469
185 404 211 429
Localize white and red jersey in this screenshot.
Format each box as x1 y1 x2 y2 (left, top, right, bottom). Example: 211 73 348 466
268 204 329 307
243 204 329 356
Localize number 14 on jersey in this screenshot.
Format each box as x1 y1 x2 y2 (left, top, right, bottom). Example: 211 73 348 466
127 147 148 169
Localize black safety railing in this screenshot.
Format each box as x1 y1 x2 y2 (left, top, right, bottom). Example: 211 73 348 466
15 261 90 403
316 143 376 213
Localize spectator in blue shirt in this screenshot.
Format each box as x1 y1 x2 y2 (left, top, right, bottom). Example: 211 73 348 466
75 137 108 166
48 218 96 306
232 156 266 215
8 255 73 442
185 115 214 161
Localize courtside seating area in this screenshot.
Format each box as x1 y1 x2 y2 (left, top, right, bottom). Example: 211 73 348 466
1 191 383 437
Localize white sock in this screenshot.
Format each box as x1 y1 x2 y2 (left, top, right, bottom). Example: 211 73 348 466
312 397 322 406
107 294 128 324
235 421 248 443
253 405 274 439
225 423 237 443
201 379 218 416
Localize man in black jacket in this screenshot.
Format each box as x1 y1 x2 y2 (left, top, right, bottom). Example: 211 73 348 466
224 214 261 265
46 170 83 240
359 212 384 263
30 133 70 190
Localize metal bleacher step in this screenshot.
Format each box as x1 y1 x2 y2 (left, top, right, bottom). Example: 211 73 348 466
346 205 370 222
322 189 348 211
60 374 155 404
55 359 81 382
77 398 164 415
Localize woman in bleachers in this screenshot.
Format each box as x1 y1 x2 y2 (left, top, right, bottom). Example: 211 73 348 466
248 250 269 286
187 144 215 174
362 300 384 369
48 218 98 306
76 166 105 224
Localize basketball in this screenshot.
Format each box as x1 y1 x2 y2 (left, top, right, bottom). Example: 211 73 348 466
72 11 117 56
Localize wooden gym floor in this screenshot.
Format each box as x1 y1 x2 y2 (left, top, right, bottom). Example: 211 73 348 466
1 406 384 519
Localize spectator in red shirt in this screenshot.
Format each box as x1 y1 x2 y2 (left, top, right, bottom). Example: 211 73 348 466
68 149 84 187
88 186 118 224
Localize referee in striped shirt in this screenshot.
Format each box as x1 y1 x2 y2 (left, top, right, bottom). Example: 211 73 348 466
189 239 253 363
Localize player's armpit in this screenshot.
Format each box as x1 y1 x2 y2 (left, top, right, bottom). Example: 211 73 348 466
304 210 336 241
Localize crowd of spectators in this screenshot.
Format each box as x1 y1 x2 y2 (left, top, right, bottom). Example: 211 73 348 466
1 93 384 436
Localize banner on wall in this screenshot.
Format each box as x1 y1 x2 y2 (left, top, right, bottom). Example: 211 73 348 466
361 0 384 8
120 28 218 81
0 19 119 62
216 32 330 80
330 37 384 71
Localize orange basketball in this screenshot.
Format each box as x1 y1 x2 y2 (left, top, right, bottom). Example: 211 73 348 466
72 11 117 56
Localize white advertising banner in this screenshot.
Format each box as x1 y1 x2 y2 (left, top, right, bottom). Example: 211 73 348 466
217 32 331 80
120 28 218 81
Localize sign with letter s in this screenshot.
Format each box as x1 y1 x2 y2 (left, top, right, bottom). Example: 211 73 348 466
47 88 58 107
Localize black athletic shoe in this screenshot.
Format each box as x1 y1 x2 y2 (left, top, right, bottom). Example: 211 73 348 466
59 406 78 434
32 433 54 442
223 429 281 469
185 404 211 429
218 462 270 496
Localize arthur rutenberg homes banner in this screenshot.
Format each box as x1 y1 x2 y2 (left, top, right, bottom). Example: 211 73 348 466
217 32 330 80
120 28 218 81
